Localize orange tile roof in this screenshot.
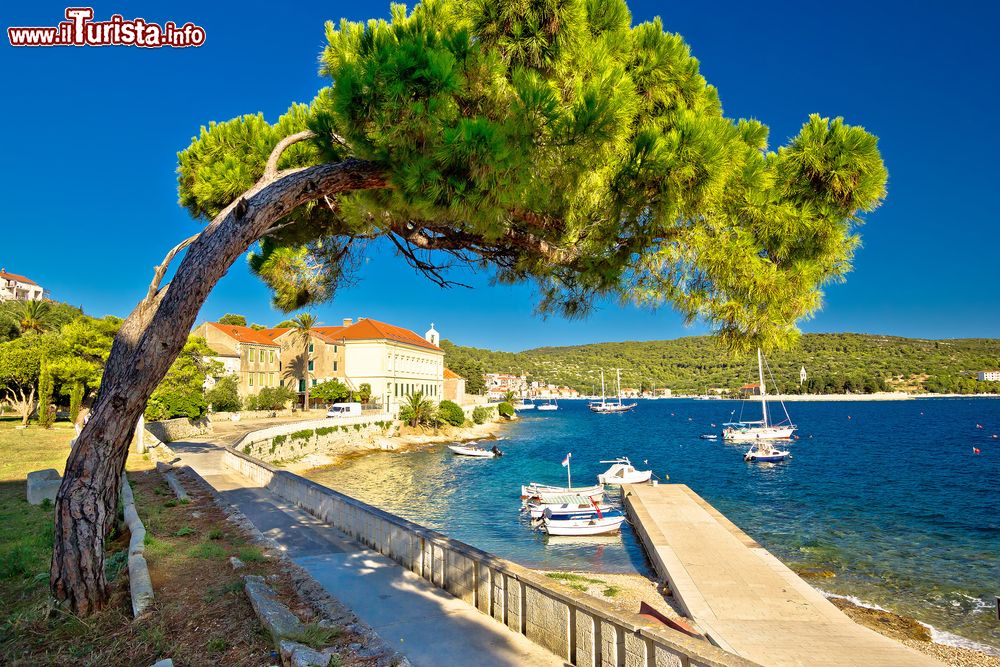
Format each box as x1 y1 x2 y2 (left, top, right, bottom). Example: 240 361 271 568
443 368 463 379
336 319 441 351
0 270 37 285
207 322 281 347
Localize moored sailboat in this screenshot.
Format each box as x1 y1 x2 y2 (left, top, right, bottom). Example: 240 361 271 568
723 348 796 441
589 369 636 414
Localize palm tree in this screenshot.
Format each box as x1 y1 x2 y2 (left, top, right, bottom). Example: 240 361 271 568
400 391 435 427
16 300 53 335
286 313 318 410
502 390 517 404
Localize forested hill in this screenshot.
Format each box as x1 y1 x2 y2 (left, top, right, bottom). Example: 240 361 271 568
441 334 1000 395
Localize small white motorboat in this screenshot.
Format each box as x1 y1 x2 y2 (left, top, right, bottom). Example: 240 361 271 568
542 509 626 536
537 398 558 411
521 482 604 503
597 458 652 485
699 434 718 440
525 494 612 519
449 444 503 458
743 442 791 463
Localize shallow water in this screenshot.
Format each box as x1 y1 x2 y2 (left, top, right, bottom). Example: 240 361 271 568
306 397 1000 650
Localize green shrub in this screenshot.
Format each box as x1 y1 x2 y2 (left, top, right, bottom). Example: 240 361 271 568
472 406 492 424
497 402 515 418
353 423 362 431
316 426 336 436
104 549 128 581
290 429 314 441
437 400 465 426
206 375 241 412
174 526 196 537
208 528 223 540
272 434 287 446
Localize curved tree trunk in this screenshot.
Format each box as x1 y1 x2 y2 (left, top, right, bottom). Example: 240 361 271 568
50 158 385 614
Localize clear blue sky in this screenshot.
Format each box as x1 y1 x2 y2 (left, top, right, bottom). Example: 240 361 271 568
2 1 997 351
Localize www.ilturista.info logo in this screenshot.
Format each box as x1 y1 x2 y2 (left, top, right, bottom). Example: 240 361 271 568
8 8 205 48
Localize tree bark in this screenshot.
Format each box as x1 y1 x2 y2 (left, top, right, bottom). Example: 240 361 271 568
50 158 386 614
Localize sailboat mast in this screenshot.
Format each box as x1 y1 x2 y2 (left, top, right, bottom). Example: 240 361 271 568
757 348 769 428
600 370 607 406
616 368 623 406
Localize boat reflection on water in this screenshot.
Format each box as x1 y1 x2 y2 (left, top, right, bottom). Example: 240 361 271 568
543 534 623 547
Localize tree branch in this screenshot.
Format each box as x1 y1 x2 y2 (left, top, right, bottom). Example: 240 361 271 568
145 233 201 303
263 130 316 180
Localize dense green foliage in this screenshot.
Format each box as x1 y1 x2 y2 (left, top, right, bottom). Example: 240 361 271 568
399 391 436 426
206 375 242 412
444 334 1000 394
311 379 351 403
497 401 515 418
244 386 297 411
471 405 493 424
176 0 886 351
145 337 218 421
35 361 54 428
437 399 465 426
217 313 248 326
0 301 82 341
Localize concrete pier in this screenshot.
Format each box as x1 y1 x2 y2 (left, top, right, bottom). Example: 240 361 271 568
624 483 942 666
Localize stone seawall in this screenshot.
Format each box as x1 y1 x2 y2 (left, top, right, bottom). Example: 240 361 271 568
223 447 758 667
145 416 211 443
235 416 398 464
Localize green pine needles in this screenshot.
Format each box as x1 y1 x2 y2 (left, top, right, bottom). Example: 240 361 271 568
176 0 887 353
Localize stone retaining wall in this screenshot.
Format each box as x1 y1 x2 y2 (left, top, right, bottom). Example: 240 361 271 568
145 416 211 443
223 447 757 667
235 416 397 463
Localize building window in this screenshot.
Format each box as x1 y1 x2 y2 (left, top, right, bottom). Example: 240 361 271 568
311 379 317 387
334 345 338 353
249 375 254 387
308 360 314 372
298 379 306 392
259 373 264 385
333 361 338 372
308 343 314 353
269 351 274 363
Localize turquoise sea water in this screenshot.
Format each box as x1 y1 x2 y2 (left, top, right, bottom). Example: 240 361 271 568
306 397 1000 651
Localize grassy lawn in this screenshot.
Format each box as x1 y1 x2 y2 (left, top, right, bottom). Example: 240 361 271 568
0 420 370 665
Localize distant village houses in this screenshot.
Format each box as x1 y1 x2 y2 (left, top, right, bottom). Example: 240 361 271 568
977 370 1000 382
0 268 45 302
194 318 451 413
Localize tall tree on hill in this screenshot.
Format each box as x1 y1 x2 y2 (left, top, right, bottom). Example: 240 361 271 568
15 300 55 335
51 0 887 614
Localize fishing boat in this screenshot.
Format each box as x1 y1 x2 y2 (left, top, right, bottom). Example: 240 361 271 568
699 434 718 440
541 508 626 536
521 482 605 503
722 348 796 441
589 369 636 414
537 398 558 411
448 444 503 458
744 442 791 463
597 458 652 485
525 494 613 519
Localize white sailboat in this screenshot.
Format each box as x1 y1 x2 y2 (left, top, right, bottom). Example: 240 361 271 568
537 398 558 411
513 395 536 411
589 369 636 414
723 348 796 442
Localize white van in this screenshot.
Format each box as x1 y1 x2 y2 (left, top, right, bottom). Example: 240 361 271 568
326 402 362 418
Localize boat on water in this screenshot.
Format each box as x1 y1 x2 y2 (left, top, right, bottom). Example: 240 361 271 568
541 508 626 536
596 457 653 485
537 398 558 411
699 434 718 440
589 369 636 414
521 482 605 503
744 442 791 463
513 397 536 411
525 494 613 519
448 444 503 458
723 348 796 441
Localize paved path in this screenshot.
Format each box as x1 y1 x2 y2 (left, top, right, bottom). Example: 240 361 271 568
625 484 941 667
169 430 566 667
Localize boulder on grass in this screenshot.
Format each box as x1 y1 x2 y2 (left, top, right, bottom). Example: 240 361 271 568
26 468 61 505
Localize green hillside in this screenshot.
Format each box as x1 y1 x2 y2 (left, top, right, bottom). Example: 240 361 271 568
442 334 1000 395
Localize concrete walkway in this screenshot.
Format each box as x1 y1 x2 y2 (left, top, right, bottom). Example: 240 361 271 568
168 431 566 667
625 484 941 667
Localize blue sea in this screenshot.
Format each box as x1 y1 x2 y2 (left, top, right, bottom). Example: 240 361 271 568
306 397 1000 651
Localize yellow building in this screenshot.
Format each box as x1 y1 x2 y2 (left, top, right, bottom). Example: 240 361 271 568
192 322 282 397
